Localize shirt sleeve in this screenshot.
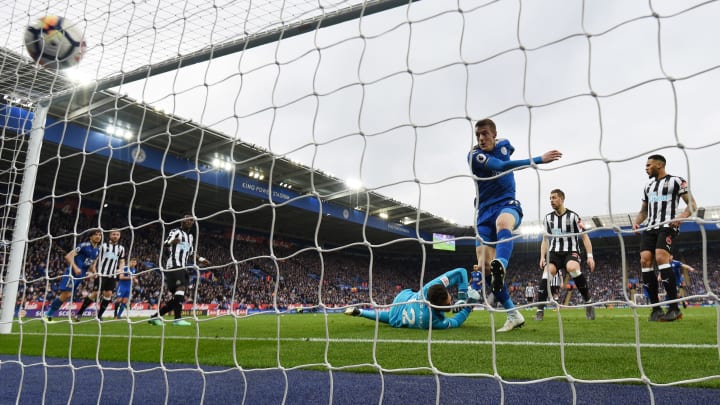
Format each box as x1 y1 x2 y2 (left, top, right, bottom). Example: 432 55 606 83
165 229 178 245
469 148 543 174
677 177 689 195
431 307 472 329
422 268 469 297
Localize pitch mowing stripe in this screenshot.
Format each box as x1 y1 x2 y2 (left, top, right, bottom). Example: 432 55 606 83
15 332 718 349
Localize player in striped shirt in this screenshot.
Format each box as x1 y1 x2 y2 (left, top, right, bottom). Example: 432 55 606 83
75 229 126 322
468 118 562 332
534 189 596 321
632 154 696 322
344 268 473 329
43 229 101 322
114 257 138 319
148 215 210 326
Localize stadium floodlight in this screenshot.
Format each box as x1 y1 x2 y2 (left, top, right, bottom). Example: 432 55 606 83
105 124 134 140
64 66 95 86
379 212 389 219
401 217 414 225
345 178 363 191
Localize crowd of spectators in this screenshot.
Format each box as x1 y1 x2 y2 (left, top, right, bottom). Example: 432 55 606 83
3 205 720 312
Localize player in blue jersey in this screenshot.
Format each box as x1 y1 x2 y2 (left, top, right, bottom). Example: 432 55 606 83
114 257 138 319
469 119 562 332
344 268 473 330
43 229 102 322
670 258 694 308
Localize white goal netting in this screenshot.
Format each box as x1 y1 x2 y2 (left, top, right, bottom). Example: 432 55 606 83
1 0 720 403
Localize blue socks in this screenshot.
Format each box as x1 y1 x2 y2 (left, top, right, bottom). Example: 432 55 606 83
117 303 126 318
495 229 513 269
486 277 514 309
46 298 62 316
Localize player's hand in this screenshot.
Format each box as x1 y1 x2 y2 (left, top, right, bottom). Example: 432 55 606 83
539 257 546 269
586 257 595 272
452 300 467 313
541 150 562 163
632 223 641 234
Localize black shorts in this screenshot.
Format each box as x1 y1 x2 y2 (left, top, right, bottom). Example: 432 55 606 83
93 276 117 293
639 227 677 253
548 251 581 270
164 268 189 293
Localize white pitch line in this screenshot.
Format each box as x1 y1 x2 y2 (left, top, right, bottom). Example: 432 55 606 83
14 332 719 349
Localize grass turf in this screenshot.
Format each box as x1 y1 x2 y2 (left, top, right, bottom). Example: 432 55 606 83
1 307 719 387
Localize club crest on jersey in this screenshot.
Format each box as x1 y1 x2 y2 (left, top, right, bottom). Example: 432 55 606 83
475 153 487 164
500 146 508 156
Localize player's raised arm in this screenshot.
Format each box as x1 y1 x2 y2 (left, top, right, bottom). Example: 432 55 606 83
470 148 562 174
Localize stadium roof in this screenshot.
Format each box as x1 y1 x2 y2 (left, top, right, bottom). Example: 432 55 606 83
0 47 475 253
2 47 718 254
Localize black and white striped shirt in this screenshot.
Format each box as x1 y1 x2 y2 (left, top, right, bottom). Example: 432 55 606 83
543 209 585 253
97 242 126 277
642 174 688 229
165 228 194 269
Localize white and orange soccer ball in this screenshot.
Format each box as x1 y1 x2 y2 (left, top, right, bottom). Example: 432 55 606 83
24 15 86 69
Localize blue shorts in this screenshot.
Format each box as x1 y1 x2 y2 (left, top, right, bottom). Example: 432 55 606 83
59 273 83 292
475 200 523 246
116 285 131 299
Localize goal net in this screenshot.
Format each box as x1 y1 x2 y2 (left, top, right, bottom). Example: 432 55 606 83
1 0 720 403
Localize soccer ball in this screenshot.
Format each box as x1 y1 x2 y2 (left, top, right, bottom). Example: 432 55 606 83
24 15 85 69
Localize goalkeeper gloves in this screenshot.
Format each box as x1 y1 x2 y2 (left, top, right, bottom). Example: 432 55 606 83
467 286 481 303
452 300 467 313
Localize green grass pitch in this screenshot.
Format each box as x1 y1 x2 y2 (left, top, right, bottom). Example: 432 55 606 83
2 307 719 387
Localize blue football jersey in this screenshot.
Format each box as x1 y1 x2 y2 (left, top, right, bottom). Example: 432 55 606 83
65 241 100 276
468 139 518 214
117 266 137 290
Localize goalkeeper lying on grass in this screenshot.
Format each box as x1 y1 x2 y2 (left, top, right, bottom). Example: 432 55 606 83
344 267 479 329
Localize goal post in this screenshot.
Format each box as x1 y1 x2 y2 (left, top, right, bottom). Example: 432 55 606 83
0 101 48 334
